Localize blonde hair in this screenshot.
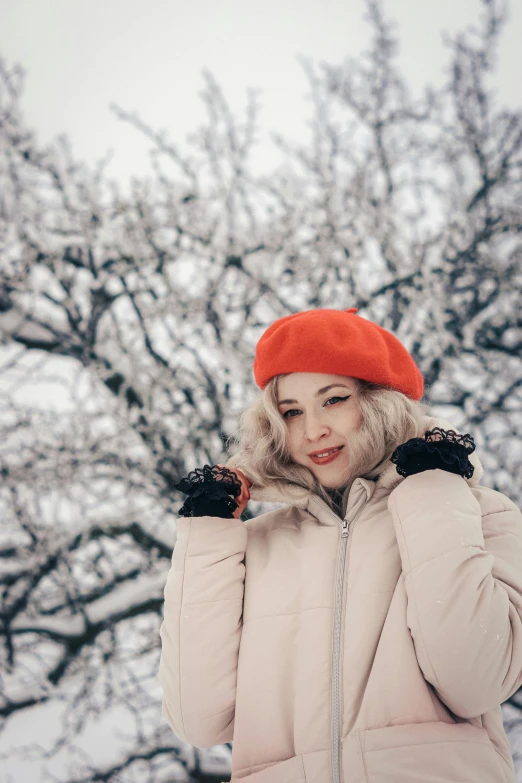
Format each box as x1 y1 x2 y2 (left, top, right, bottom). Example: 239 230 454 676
225 375 431 518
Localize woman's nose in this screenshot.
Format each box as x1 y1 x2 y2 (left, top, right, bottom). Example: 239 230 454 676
304 413 330 442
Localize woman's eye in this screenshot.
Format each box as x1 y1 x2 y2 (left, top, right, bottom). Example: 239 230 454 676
282 396 350 419
325 395 350 406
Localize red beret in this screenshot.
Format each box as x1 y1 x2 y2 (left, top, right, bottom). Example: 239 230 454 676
253 308 424 400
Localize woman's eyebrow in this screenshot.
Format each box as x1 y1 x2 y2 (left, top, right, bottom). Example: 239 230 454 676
277 383 351 406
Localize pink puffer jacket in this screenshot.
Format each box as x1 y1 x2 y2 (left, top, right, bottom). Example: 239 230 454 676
159 416 522 782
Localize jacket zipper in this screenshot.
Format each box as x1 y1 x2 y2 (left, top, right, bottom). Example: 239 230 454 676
331 496 369 783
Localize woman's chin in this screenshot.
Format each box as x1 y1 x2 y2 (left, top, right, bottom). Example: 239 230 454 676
320 478 344 489
311 465 350 488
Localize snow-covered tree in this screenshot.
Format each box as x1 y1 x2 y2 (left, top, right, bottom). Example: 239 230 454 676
0 0 521 779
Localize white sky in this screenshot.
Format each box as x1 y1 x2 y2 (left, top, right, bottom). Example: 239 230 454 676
2 0 522 192
1 3 522 775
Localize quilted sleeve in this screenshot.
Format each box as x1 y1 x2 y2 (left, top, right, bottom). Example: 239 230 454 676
158 514 247 747
388 468 522 719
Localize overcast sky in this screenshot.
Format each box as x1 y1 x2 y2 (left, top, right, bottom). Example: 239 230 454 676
2 0 522 192
1 3 522 778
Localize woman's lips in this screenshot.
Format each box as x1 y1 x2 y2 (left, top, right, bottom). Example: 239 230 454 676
309 446 344 465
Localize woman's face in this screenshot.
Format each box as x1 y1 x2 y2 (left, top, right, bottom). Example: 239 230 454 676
277 372 363 488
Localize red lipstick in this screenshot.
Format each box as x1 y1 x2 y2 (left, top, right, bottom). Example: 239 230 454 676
309 446 344 465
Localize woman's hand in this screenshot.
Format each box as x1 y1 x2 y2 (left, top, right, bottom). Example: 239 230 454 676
390 427 475 480
215 464 252 519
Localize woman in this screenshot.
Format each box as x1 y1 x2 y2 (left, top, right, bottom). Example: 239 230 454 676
159 307 522 783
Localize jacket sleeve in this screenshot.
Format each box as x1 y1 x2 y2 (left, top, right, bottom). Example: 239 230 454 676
159 514 247 747
388 468 522 719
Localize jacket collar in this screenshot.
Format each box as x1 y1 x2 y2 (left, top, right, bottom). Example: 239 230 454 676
248 415 484 514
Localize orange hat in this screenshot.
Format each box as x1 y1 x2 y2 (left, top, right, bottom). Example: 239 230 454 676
253 308 424 400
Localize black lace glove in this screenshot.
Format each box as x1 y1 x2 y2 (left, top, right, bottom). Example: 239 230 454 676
174 464 243 518
391 427 475 480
